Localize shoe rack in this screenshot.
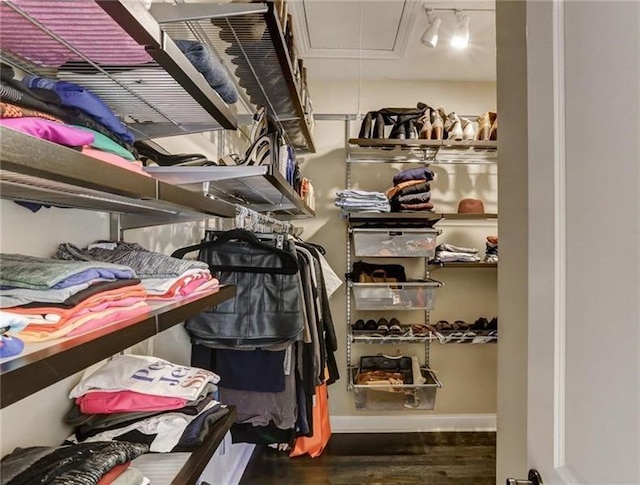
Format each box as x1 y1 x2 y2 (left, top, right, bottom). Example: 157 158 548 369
343 118 499 411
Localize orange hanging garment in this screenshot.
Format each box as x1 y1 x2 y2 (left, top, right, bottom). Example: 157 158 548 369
290 380 332 458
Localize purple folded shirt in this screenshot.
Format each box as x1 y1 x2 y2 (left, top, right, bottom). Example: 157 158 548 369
0 118 94 147
392 167 435 186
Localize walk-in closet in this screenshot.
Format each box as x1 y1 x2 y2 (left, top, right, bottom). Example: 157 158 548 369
1 1 639 485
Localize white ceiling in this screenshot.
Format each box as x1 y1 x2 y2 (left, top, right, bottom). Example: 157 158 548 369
289 0 496 82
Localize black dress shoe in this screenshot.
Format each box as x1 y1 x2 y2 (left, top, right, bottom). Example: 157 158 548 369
134 140 209 166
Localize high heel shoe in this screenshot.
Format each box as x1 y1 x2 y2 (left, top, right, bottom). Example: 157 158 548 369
475 111 492 141
446 112 464 141
417 109 432 140
134 140 209 167
461 118 475 140
489 112 498 140
431 109 444 141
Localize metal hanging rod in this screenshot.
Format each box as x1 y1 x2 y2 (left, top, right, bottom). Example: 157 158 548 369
234 204 293 234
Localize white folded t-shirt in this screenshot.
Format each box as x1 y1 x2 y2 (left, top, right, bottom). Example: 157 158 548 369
69 354 220 401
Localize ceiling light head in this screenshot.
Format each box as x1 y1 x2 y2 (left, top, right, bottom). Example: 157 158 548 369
451 10 470 49
421 8 441 48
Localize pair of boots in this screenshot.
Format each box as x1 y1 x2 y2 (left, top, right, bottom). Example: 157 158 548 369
415 108 475 141
476 111 498 141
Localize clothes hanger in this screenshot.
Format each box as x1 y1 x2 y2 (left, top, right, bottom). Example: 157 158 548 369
171 229 299 275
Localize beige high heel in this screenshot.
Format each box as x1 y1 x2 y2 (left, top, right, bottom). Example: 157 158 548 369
461 118 475 140
489 112 498 140
431 109 444 140
417 109 432 140
475 111 491 141
446 112 464 141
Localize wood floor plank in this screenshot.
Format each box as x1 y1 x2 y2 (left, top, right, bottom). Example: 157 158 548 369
240 432 496 484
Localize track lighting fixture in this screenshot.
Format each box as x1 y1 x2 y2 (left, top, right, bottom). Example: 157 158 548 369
421 6 487 49
450 10 470 49
420 8 441 48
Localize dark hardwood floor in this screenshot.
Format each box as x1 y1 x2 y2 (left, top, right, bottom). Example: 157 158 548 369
240 432 496 485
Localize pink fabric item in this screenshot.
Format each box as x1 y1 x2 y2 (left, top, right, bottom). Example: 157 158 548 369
76 390 188 414
0 118 94 147
65 302 150 337
0 1 152 68
19 301 149 341
82 148 151 178
146 276 220 300
179 277 220 296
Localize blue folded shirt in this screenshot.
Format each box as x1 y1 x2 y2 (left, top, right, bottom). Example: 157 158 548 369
23 76 135 144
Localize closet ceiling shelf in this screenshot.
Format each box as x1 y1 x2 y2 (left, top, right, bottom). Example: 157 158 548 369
0 285 237 410
0 0 238 139
153 2 316 153
347 138 497 164
144 165 315 219
0 129 236 229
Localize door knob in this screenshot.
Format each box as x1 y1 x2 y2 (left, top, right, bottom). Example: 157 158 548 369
506 469 543 485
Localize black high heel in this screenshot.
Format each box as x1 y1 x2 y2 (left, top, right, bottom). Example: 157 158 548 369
134 140 210 167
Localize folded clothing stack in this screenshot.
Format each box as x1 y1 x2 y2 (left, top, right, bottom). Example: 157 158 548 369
386 167 435 212
0 254 148 343
433 243 481 263
55 241 219 300
484 236 498 263
66 355 229 453
335 190 391 214
0 441 150 485
173 39 238 104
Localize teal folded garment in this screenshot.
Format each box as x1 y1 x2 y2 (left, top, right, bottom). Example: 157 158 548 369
72 125 136 161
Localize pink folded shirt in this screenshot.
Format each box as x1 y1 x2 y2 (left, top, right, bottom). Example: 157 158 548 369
0 118 94 147
82 148 150 178
76 389 188 414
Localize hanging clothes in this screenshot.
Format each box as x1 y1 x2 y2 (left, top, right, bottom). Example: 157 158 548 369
173 229 339 454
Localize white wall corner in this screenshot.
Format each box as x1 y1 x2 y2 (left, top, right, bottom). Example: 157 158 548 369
330 414 497 433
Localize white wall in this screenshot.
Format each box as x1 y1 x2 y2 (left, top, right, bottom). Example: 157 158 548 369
298 80 499 426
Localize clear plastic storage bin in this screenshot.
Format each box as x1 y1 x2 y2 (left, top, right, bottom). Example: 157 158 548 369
350 279 443 310
351 228 440 258
351 367 442 410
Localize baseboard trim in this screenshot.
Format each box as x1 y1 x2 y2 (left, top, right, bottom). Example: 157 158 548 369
330 414 497 433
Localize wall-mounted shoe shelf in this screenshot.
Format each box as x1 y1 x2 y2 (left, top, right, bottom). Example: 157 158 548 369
151 2 316 153
350 330 497 345
348 138 497 164
0 0 238 139
0 285 236 409
144 165 314 219
0 129 237 229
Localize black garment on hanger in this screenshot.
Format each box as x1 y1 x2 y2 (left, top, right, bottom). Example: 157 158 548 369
173 229 304 348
